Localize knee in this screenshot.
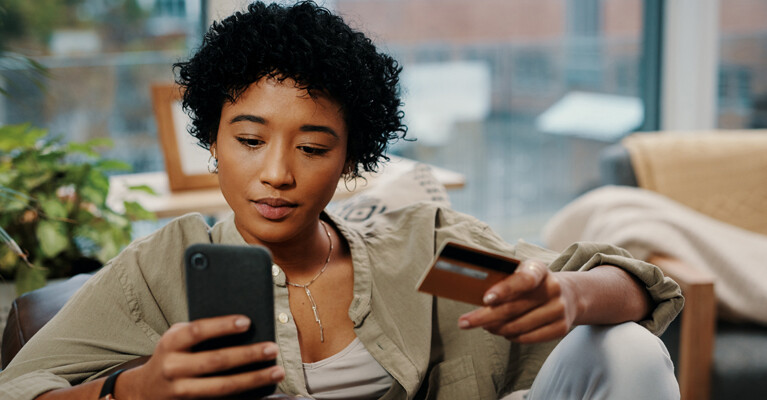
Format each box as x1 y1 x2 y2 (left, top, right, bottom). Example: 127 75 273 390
565 322 673 375
531 322 679 399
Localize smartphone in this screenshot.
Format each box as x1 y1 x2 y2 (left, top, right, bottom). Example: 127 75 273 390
185 243 276 397
416 240 520 306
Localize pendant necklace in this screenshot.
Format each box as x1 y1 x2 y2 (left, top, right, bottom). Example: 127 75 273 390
286 220 333 343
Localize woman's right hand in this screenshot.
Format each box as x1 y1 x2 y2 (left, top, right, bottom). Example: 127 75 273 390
117 315 284 399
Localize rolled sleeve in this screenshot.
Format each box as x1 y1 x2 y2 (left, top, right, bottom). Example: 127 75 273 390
530 240 684 336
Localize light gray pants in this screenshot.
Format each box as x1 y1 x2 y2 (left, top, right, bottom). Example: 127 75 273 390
521 322 679 400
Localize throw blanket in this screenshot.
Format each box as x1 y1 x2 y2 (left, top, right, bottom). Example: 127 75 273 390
543 185 767 325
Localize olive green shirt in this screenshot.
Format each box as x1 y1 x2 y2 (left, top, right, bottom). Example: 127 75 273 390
0 203 683 399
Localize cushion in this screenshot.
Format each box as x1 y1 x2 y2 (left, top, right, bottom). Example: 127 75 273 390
622 131 767 236
331 163 451 223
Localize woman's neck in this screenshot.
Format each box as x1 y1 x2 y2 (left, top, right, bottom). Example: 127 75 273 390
267 219 336 283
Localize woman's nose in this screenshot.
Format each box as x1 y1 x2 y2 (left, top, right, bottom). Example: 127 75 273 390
259 145 295 188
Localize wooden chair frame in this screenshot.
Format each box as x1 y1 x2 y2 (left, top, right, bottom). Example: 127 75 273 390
648 254 716 400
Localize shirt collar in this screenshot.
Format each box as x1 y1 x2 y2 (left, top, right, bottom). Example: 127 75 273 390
213 211 374 327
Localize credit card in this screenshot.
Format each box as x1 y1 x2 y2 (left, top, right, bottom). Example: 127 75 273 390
416 240 520 306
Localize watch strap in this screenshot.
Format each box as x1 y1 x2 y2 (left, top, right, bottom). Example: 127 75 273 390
98 369 125 400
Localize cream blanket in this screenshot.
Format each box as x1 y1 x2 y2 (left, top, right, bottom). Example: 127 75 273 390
543 185 767 325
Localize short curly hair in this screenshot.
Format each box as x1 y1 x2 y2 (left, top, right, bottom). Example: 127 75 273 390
174 1 407 178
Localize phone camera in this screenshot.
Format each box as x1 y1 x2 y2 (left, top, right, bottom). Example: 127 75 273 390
190 253 208 270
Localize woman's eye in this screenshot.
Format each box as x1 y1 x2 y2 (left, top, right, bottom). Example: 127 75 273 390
299 146 329 156
236 137 263 148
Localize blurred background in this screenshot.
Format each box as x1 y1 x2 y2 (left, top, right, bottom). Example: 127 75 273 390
1 0 765 242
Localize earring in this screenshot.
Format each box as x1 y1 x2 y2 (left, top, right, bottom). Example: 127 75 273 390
207 154 218 174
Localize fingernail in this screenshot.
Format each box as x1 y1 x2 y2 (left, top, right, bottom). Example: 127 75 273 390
235 317 250 329
271 367 285 380
263 344 279 357
458 319 470 329
483 292 498 305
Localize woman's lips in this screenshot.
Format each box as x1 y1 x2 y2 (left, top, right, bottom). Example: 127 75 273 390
252 199 297 220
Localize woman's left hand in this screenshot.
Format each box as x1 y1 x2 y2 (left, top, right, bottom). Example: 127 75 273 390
457 259 581 344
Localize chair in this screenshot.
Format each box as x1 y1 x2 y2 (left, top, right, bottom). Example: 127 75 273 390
599 131 767 400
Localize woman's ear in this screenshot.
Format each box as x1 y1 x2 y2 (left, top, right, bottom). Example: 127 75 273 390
210 142 217 159
342 161 357 178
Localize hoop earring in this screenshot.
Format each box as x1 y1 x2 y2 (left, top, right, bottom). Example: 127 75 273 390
207 154 218 174
343 174 359 192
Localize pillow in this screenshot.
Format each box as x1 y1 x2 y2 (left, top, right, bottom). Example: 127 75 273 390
331 163 451 223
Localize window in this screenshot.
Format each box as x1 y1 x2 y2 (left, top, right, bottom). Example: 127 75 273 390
1 0 648 242
718 0 767 129
334 0 645 241
0 0 201 173
156 0 187 17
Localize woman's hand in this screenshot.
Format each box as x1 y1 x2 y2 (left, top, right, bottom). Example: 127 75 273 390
457 261 653 344
118 315 285 399
457 260 580 344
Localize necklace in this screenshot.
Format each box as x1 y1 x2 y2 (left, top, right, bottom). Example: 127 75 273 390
285 220 333 343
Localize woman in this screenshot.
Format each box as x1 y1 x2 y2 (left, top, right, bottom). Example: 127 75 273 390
0 2 683 399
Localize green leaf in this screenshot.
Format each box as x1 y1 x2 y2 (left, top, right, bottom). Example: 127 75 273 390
105 212 131 230
95 159 132 172
73 224 100 250
66 138 113 156
96 235 119 263
0 123 46 151
0 186 32 211
0 248 19 274
14 263 47 295
128 185 158 196
0 186 32 201
0 166 16 183
79 168 109 206
84 138 113 149
66 142 99 157
123 201 157 221
0 122 154 283
36 220 69 257
21 170 55 192
127 184 157 196
39 196 69 219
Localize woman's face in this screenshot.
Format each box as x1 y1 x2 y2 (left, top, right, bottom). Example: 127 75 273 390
214 77 348 245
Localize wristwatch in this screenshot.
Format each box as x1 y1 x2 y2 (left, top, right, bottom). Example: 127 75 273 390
98 369 125 400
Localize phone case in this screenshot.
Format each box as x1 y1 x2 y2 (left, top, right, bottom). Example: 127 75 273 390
185 243 276 397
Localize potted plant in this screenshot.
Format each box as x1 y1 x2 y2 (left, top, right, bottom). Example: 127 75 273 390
0 123 156 295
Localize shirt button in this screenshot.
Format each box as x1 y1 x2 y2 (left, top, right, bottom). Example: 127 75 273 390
278 313 289 324
272 264 280 277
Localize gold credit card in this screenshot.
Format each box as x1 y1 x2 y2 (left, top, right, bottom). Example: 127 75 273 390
416 240 520 306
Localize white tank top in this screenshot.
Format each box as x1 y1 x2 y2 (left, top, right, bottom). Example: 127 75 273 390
302 337 394 399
